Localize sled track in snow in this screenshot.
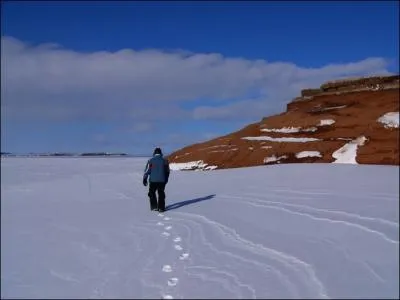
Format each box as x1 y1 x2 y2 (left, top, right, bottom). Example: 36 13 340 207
81 169 397 299
169 211 329 299
152 188 398 298
219 194 399 244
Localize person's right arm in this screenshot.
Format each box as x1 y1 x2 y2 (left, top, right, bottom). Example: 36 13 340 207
164 159 170 184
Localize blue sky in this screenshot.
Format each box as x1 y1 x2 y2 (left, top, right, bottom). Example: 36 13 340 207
1 1 399 155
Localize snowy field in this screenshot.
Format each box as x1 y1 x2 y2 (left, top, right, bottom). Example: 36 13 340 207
1 157 399 299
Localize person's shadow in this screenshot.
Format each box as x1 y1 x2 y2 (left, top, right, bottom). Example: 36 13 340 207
166 194 216 211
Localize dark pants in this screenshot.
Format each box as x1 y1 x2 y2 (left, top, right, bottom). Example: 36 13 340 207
148 182 166 210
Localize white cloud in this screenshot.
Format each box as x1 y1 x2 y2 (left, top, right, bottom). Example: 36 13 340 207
1 36 392 125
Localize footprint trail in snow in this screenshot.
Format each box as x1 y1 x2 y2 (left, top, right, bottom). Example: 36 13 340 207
179 253 189 260
174 244 183 251
162 265 172 273
167 277 179 286
156 213 193 299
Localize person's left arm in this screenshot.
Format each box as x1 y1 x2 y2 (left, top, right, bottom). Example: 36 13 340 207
164 159 170 184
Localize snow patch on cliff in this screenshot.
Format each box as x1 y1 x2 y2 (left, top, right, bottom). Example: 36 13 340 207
332 136 368 164
170 160 217 171
377 112 399 129
243 136 320 142
296 151 322 159
264 155 288 164
319 119 336 126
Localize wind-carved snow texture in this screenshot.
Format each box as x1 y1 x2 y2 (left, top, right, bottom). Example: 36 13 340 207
1 158 398 299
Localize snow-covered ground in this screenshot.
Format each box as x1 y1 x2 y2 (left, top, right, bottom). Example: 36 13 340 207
1 157 399 299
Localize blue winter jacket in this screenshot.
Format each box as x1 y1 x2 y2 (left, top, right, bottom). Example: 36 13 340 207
143 154 170 183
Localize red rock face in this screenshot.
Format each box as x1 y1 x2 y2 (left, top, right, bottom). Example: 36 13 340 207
167 75 399 170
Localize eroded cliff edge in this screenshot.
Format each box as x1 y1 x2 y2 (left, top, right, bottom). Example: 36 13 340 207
167 75 399 170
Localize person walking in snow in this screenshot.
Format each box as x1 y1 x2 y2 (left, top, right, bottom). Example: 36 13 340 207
143 147 170 212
